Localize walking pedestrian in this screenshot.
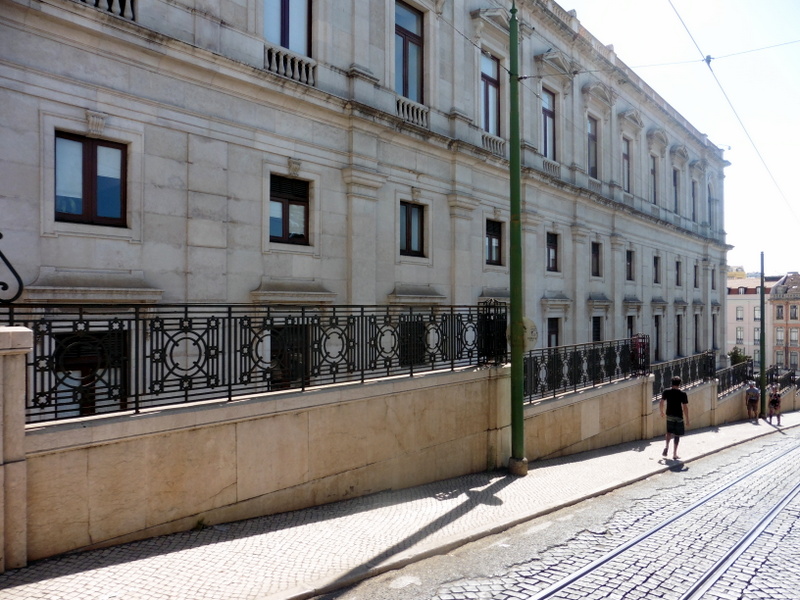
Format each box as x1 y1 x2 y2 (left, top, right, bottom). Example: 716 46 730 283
745 381 760 422
768 384 782 426
660 376 690 460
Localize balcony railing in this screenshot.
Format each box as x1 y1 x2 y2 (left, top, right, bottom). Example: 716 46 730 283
523 335 649 403
2 303 507 424
74 0 135 21
481 132 506 157
265 45 316 86
396 97 429 128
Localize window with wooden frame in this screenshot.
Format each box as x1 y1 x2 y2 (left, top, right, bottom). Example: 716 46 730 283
263 0 311 55
395 1 423 103
546 232 559 272
485 219 502 265
621 137 631 193
626 250 635 281
653 255 661 284
587 116 598 179
400 201 424 256
650 154 658 204
591 242 602 277
55 131 127 227
480 53 500 135
542 88 556 160
270 175 309 244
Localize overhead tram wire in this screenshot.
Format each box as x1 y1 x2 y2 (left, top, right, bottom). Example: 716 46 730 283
668 0 800 225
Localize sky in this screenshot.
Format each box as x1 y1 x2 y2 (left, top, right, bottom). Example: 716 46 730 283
560 0 800 277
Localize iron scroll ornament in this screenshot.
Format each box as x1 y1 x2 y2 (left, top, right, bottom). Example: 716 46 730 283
0 232 24 304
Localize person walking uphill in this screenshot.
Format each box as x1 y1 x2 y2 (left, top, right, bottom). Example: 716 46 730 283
660 376 690 460
745 381 760 422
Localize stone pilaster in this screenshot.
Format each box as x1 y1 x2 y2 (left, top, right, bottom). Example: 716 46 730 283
343 167 385 304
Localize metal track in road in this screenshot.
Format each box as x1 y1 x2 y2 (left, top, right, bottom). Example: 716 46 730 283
679 480 800 600
526 441 800 600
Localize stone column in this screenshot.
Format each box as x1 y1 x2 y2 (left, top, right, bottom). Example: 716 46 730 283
343 167 385 305
0 326 32 572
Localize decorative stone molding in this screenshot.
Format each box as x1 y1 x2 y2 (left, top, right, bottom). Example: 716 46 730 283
582 81 616 113
470 8 509 41
250 278 337 305
690 158 708 175
23 268 162 303
647 128 669 154
619 108 644 132
387 284 447 305
85 110 107 136
342 167 385 200
541 291 572 319
288 158 302 177
447 193 479 220
535 49 575 88
670 145 689 166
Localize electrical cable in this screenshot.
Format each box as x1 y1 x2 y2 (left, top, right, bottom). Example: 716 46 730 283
667 0 800 225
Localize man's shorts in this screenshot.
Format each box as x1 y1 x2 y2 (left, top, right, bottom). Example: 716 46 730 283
666 416 685 436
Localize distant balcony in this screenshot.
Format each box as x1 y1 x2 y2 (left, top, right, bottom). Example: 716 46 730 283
481 132 505 157
396 97 429 128
74 0 135 21
542 158 561 178
265 45 316 86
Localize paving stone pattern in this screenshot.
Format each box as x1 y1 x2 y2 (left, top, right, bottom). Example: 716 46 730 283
430 434 800 600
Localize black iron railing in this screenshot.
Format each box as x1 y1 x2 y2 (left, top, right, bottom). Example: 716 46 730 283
2 303 507 423
523 335 649 403
716 360 754 398
651 351 716 399
766 366 796 391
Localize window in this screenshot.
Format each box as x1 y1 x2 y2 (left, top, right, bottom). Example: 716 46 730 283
55 131 126 227
542 89 556 160
791 352 799 370
694 264 699 288
776 350 784 368
649 154 658 204
626 250 635 281
777 327 785 345
626 315 636 338
736 306 744 321
480 54 500 135
592 316 602 342
672 168 680 213
546 232 559 272
676 315 683 356
708 184 714 230
654 315 662 361
791 305 799 320
754 327 760 343
754 306 761 321
675 261 682 287
587 116 598 179
754 348 761 365
777 305 785 320
263 0 310 55
591 242 602 277
712 314 718 349
653 255 661 284
694 314 701 353
270 175 309 244
711 268 716 290
400 201 424 256
547 317 559 347
395 1 423 103
791 329 799 345
485 219 502 265
738 287 746 295
691 180 698 222
735 326 744 345
621 137 631 193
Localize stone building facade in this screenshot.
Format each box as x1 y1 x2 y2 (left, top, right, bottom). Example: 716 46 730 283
726 276 779 369
1 0 728 361
769 272 800 372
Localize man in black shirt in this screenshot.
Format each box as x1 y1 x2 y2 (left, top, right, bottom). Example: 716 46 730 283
659 376 690 460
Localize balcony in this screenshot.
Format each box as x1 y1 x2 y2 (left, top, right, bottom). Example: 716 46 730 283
396 97 429 128
265 45 316 86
